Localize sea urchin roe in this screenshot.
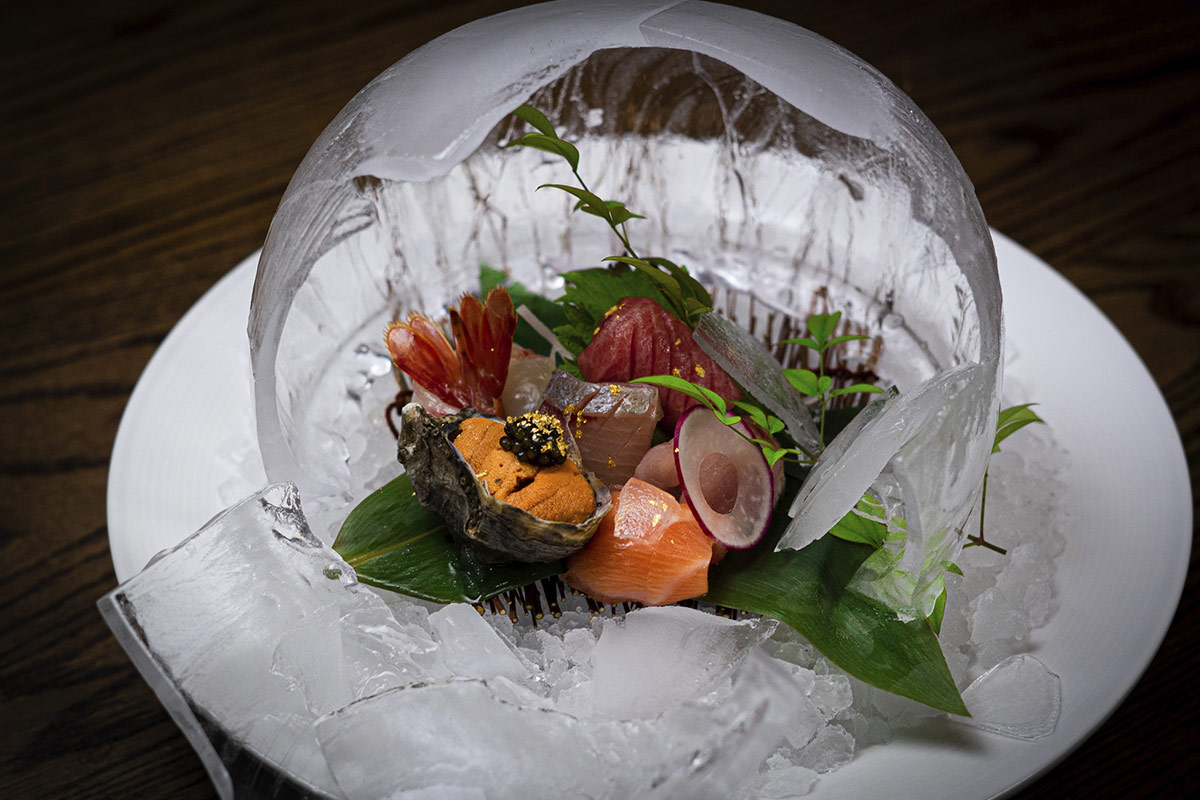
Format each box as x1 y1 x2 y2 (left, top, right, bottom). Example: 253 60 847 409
452 416 595 525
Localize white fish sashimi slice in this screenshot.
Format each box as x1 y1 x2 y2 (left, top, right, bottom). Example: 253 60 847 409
693 313 820 453
777 363 982 552
540 371 662 486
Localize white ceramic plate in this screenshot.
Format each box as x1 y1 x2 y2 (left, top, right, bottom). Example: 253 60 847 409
106 232 1191 798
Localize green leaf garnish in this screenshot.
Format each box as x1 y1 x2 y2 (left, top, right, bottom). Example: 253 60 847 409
333 473 562 603
929 588 948 635
550 264 675 355
806 311 842 345
703 480 968 715
507 134 580 172
782 368 821 396
993 403 1043 453
512 104 556 137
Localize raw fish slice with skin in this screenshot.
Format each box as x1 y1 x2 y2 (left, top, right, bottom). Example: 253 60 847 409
564 479 717 606
578 297 740 427
540 371 662 486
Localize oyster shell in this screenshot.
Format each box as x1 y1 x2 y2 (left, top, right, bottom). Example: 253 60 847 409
398 404 611 563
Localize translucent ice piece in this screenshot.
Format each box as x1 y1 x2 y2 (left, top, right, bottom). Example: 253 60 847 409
316 649 801 800
98 483 449 799
592 606 776 719
428 602 528 681
956 654 1061 740
694 312 820 452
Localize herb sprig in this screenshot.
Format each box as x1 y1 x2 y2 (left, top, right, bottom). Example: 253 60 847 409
505 105 714 329
779 311 885 453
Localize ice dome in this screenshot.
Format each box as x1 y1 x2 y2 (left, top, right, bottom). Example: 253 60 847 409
248 0 1002 616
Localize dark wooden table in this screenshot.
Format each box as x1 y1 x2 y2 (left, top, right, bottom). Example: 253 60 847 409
2 1 1196 797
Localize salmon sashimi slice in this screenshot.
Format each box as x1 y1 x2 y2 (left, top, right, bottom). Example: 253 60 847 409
564 479 717 606
540 371 662 487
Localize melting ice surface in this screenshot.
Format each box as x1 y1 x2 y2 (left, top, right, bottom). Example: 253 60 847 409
101 423 1068 798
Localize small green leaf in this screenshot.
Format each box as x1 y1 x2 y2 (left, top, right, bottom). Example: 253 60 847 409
733 400 769 430
683 296 713 317
333 474 561 603
508 135 580 171
828 505 887 548
829 383 886 398
817 375 833 395
540 182 607 215
782 368 821 396
763 447 789 467
512 104 556 137
778 335 820 351
943 560 964 576
826 333 872 347
602 256 681 296
929 588 947 635
994 403 1044 453
807 311 842 345
606 203 645 226
631 374 723 414
721 414 742 426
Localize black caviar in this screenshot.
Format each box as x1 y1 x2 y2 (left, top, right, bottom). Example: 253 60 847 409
500 412 569 466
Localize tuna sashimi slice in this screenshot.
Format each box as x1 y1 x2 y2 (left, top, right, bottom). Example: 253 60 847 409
564 479 717 606
577 297 740 427
539 371 662 487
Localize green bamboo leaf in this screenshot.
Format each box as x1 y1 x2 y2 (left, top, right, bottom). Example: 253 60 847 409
807 311 842 345
512 104 556 137
508 135 580 171
703 481 968 715
333 473 561 603
829 383 886 398
782 368 821 396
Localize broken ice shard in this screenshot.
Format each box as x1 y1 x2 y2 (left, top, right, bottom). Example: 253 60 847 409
97 483 449 798
956 654 1061 740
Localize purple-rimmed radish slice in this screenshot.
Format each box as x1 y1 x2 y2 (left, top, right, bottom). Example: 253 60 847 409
674 406 774 549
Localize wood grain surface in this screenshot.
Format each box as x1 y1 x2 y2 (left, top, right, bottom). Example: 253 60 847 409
1 1 1196 797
